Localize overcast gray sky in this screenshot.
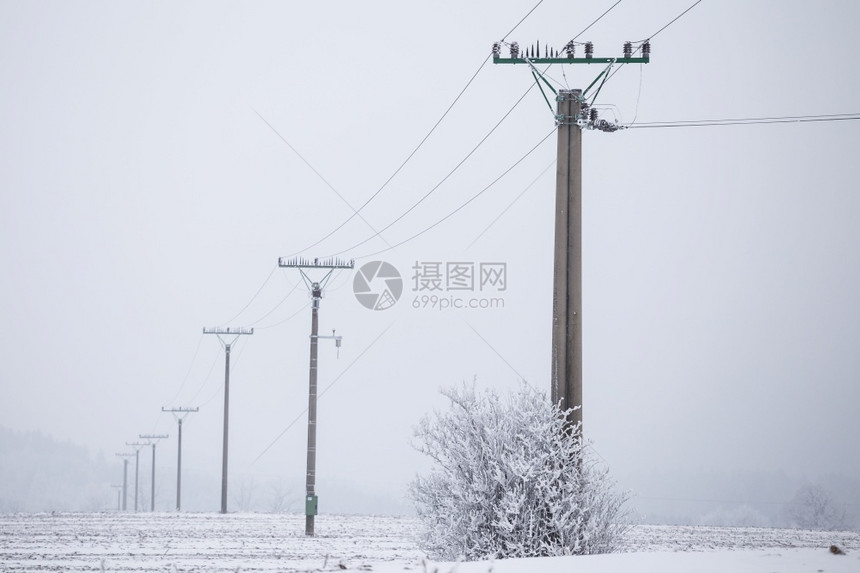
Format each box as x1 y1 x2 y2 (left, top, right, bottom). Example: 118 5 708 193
1 0 859 515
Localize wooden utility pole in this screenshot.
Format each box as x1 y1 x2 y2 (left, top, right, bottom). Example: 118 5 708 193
204 326 254 514
278 256 352 537
162 406 199 511
493 39 650 431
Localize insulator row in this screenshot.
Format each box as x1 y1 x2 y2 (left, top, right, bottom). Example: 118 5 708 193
498 40 652 60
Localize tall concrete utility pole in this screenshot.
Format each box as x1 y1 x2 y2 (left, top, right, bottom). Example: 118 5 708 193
493 38 650 430
203 326 254 514
552 89 584 428
278 256 353 537
139 433 169 512
162 406 199 511
125 442 148 511
115 453 134 511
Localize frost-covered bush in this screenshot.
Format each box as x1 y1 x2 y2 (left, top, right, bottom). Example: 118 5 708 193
410 384 629 560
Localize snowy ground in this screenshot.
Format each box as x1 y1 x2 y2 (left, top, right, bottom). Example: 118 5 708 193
0 512 858 572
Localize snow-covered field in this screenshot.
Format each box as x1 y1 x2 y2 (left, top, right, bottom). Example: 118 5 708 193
0 512 858 572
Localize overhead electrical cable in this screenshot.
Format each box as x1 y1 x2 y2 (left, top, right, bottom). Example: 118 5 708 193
242 276 301 327
164 332 204 407
277 57 491 259
186 348 223 406
605 0 705 85
218 265 278 327
252 322 396 463
501 0 546 41
355 127 557 261
253 300 311 331
323 82 539 258
466 159 555 250
276 0 548 259
649 0 704 40
254 110 394 251
624 113 860 128
569 0 624 43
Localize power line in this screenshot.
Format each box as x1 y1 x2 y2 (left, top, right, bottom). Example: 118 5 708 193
326 83 539 259
624 113 860 129
466 158 555 250
251 321 395 464
356 127 556 261
166 333 204 407
254 110 395 251
279 56 492 260
604 0 706 85
279 0 548 260
501 0 546 41
569 0 624 43
254 300 311 331
219 265 278 326
186 346 223 406
649 0 704 40
242 276 301 327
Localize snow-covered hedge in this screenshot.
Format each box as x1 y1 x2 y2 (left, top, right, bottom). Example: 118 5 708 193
410 384 629 560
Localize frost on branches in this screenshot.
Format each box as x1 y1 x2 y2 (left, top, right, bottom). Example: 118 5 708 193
409 384 629 561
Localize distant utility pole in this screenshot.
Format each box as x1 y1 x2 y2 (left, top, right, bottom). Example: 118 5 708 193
115 453 134 511
125 442 148 511
203 326 254 514
111 485 123 511
139 433 169 512
162 406 199 511
493 38 650 430
278 256 353 537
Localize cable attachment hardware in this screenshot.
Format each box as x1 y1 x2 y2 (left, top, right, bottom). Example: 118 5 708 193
593 119 619 132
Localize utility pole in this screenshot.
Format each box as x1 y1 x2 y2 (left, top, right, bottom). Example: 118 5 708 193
278 256 353 536
493 39 650 430
139 433 169 512
111 485 123 511
125 442 148 511
115 453 134 511
162 406 199 511
203 326 254 514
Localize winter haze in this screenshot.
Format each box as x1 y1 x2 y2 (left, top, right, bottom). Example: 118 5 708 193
1 0 859 523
